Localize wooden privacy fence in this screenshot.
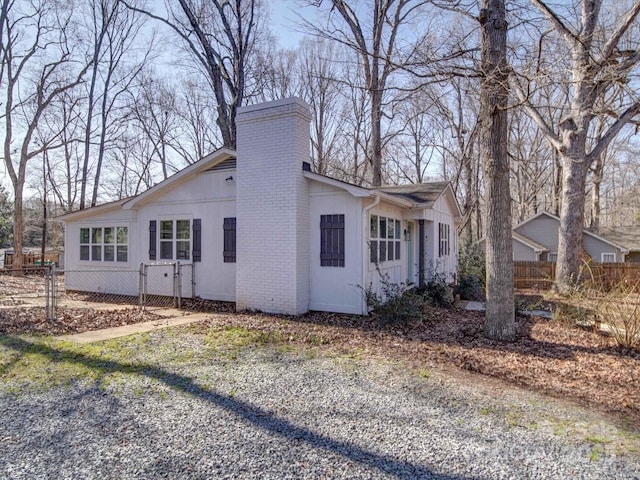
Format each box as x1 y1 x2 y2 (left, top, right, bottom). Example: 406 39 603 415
514 261 640 290
3 252 60 270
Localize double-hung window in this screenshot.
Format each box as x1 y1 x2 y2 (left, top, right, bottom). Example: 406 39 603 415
80 226 128 262
160 219 191 260
370 215 401 263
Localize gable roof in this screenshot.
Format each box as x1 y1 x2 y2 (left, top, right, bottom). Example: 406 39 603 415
590 225 640 252
375 182 462 218
56 148 235 221
477 231 549 252
123 148 235 209
512 231 549 252
514 211 629 253
55 196 134 222
58 148 459 221
303 170 461 212
375 182 448 205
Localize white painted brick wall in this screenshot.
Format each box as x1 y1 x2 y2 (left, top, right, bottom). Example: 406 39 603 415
235 98 311 314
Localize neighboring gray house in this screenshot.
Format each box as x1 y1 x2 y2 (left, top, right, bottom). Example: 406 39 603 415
589 225 640 262
480 211 630 262
58 98 462 316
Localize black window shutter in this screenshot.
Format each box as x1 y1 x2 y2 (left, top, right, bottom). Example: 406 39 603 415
223 217 236 263
149 220 157 260
192 218 202 262
320 214 345 267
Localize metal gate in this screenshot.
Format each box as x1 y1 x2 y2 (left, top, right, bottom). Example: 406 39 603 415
139 262 194 309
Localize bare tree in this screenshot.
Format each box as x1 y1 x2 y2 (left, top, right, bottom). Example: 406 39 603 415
173 79 222 164
479 0 515 340
306 0 428 186
1 0 89 273
513 0 640 293
77 0 151 209
298 38 346 175
123 0 264 149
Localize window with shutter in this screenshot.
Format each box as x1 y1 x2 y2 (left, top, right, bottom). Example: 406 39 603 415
320 214 345 267
223 217 236 263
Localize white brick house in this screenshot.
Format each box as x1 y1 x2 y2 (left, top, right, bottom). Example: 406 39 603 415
58 98 462 315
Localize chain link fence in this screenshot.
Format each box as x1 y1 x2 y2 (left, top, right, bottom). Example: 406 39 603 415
140 262 194 309
0 262 196 325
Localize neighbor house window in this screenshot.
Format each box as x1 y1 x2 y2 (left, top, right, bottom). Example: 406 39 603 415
601 252 615 263
160 219 191 260
548 252 558 262
438 223 450 257
370 215 401 263
223 217 236 263
80 226 128 262
320 214 345 267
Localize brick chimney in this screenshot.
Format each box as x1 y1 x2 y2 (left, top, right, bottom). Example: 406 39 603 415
235 98 312 314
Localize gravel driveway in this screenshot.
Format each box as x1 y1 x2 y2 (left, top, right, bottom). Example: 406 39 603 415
0 331 638 479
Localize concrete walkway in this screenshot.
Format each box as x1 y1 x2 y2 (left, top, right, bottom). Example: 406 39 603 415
59 310 212 344
458 300 554 319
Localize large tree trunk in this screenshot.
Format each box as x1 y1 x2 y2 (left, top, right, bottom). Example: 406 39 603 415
12 183 24 276
371 88 383 186
480 0 515 341
590 154 603 228
555 132 590 294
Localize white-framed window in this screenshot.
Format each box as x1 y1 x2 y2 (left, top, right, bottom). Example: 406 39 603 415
159 219 191 260
548 252 558 262
438 223 450 257
601 252 616 263
80 226 128 262
369 215 401 263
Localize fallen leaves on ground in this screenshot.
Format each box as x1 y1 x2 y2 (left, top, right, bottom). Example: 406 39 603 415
0 308 160 336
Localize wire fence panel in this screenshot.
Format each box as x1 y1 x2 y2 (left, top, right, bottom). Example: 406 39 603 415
63 268 140 298
0 263 197 326
0 267 51 308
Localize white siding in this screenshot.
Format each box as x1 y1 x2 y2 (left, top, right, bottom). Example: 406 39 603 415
309 182 363 314
63 169 238 300
423 194 458 281
137 169 236 301
63 208 138 295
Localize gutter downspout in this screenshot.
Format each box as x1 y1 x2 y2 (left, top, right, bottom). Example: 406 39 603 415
362 194 381 314
418 219 425 288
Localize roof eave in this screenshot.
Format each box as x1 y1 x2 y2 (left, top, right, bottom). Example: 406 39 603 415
54 199 130 222
303 170 370 197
